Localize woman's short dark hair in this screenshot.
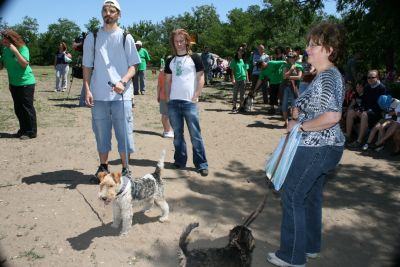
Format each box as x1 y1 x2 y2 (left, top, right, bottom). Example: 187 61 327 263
307 22 346 64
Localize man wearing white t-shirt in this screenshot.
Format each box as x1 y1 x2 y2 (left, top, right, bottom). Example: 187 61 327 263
164 28 209 176
83 0 141 183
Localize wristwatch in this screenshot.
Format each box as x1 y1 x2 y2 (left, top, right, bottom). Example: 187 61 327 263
120 80 127 87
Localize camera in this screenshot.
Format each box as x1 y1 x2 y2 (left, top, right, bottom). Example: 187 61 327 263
73 32 86 52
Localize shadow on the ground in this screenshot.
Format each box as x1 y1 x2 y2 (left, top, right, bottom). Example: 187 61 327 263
134 129 162 137
21 170 92 189
67 223 120 250
0 132 17 139
67 212 161 251
20 156 399 266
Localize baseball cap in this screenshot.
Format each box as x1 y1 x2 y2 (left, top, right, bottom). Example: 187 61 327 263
135 40 142 46
103 0 121 11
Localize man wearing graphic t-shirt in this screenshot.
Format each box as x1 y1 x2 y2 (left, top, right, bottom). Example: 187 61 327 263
164 28 209 177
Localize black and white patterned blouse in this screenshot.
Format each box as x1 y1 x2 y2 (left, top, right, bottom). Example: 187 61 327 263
296 67 345 147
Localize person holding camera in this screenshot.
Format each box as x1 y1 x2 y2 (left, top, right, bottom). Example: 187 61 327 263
82 0 140 182
0 29 37 140
71 32 87 106
54 42 72 92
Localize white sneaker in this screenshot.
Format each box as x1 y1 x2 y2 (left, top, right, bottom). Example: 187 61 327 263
266 252 306 267
362 143 369 151
163 131 174 138
306 252 319 259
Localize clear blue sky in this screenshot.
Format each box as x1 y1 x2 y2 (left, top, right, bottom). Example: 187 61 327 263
0 0 337 33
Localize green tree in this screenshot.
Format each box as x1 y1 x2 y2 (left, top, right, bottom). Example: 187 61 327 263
338 0 399 70
39 18 81 65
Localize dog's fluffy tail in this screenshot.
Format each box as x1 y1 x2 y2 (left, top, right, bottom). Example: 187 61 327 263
153 149 166 183
178 222 199 266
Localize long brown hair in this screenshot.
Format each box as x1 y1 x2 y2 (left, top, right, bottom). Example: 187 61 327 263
59 42 67 52
169 28 192 56
1 29 25 48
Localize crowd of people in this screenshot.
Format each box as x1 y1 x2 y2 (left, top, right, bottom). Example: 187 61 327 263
1 1 399 266
203 40 400 157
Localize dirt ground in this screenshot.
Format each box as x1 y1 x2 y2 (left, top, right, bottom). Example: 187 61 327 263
0 68 399 267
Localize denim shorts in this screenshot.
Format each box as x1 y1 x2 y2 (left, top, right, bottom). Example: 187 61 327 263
159 100 168 115
91 100 134 154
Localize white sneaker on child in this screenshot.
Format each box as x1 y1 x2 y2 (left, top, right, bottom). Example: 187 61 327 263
163 131 174 138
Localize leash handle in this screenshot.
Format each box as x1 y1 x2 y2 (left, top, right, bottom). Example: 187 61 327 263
108 81 130 175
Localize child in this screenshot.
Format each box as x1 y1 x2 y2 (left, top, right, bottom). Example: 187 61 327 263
157 68 173 138
362 95 400 151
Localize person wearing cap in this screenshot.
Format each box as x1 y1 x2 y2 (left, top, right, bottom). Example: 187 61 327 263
133 40 150 95
82 0 141 183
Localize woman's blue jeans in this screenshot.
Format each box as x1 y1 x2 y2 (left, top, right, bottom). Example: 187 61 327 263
167 100 208 171
276 145 343 265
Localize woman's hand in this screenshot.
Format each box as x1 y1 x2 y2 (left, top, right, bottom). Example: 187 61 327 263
292 107 300 120
287 119 299 133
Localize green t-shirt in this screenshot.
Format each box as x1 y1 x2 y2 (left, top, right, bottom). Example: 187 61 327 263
230 58 248 81
282 62 304 85
137 48 150 71
1 46 36 86
259 60 286 85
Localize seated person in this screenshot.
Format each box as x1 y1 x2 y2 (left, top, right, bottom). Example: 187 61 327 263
346 70 386 147
362 95 400 152
392 126 400 156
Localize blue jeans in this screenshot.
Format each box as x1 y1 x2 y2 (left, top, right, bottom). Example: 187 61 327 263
276 145 343 265
281 86 296 112
299 82 310 96
167 100 208 171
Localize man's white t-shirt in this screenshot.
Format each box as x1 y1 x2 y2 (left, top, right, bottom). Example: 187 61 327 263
83 27 140 101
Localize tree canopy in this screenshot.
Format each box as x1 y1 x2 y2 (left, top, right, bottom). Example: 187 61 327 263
0 0 398 72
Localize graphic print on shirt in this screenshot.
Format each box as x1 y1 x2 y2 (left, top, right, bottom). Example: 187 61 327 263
175 60 183 76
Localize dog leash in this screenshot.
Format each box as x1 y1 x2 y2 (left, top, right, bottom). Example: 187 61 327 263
108 81 131 178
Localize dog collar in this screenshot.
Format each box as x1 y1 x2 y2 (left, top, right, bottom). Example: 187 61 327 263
116 176 130 196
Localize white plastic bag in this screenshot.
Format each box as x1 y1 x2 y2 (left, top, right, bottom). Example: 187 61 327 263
265 123 302 190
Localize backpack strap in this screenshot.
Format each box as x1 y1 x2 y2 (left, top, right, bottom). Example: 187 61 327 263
92 28 129 69
92 28 99 70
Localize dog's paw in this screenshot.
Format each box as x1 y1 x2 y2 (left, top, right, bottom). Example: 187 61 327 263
119 230 129 236
159 216 168 223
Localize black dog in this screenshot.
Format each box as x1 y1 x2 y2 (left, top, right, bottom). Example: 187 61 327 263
178 195 266 267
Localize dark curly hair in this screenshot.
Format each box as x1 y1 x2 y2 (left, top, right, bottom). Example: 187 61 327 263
306 22 346 65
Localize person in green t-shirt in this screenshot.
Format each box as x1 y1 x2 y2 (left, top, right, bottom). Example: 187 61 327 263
229 48 249 113
252 59 286 114
133 40 150 95
0 29 37 140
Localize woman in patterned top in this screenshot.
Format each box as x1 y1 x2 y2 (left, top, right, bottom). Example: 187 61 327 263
267 22 346 267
